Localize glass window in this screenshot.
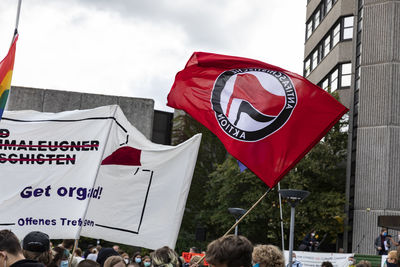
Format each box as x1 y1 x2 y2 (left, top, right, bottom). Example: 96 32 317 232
331 69 338 92
314 10 320 29
322 79 329 91
304 59 311 76
343 16 354 39
312 50 318 70
306 21 313 39
333 24 340 46
326 0 333 13
324 35 331 57
341 63 352 87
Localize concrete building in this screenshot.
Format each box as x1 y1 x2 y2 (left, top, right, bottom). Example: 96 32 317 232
304 0 400 254
6 86 172 145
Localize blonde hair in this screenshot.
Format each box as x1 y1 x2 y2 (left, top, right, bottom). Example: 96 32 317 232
252 245 284 267
104 256 124 267
151 246 179 267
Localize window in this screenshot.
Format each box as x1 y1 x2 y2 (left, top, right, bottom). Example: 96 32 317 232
323 35 331 57
306 21 313 39
331 69 338 92
312 50 318 70
314 10 320 29
333 24 340 46
304 59 311 76
322 79 329 91
341 63 352 87
343 16 354 39
326 0 333 13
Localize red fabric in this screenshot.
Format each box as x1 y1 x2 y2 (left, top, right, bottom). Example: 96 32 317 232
167 52 348 188
101 146 141 166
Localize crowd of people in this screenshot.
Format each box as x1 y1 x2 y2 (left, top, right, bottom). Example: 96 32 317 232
1 229 400 267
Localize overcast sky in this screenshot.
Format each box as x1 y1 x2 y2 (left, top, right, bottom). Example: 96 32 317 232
0 0 306 112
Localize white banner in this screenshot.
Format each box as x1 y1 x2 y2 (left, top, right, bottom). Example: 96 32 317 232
284 251 354 267
0 105 201 250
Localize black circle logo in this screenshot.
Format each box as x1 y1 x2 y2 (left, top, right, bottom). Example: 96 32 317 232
211 68 297 142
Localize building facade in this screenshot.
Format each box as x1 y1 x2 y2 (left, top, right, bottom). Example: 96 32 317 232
7 86 172 145
304 0 400 254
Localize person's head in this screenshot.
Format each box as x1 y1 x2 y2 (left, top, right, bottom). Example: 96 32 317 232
143 256 151 267
151 246 179 267
310 229 316 237
348 257 356 266
387 251 397 264
75 248 83 257
356 260 371 267
104 256 125 267
189 255 204 267
252 244 284 267
62 239 75 250
381 228 388 237
0 230 24 267
206 235 253 267
292 253 296 261
133 252 142 264
189 248 199 254
22 231 52 265
50 246 69 267
97 248 120 267
78 260 101 267
321 262 333 267
113 246 120 253
121 253 130 265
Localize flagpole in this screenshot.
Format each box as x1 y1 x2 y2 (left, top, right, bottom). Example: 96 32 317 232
223 188 272 236
195 188 272 265
12 0 22 44
278 182 285 251
68 239 79 267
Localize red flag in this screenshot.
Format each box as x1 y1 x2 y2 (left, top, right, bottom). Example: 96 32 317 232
167 52 348 188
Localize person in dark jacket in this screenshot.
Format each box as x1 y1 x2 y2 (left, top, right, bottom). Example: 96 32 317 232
375 228 391 255
0 230 44 267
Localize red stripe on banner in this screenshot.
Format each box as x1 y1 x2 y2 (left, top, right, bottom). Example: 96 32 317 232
101 146 142 166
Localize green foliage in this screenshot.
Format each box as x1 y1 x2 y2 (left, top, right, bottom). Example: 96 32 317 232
174 111 348 252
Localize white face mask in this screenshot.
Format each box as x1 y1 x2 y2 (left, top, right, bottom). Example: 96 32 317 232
292 258 296 262
124 259 129 265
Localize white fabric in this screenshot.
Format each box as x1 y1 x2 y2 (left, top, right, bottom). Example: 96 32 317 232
0 105 201 250
284 251 354 267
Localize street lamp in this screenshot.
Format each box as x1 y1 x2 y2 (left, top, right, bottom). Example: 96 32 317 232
228 207 247 236
279 189 310 267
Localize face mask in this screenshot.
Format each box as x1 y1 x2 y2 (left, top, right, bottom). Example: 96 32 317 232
293 258 296 262
311 233 315 237
383 232 387 237
124 259 129 265
253 263 259 267
135 258 142 263
60 260 69 267
144 262 151 267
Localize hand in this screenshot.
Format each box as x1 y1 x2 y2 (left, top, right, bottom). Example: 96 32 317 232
378 247 382 250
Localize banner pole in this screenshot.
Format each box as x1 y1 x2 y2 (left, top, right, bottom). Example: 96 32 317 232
195 188 272 265
68 239 79 267
278 182 285 251
11 0 22 44
75 106 119 240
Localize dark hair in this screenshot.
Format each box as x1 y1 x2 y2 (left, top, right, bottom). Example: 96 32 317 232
63 239 75 250
321 262 333 267
206 235 253 267
0 230 22 255
23 250 52 265
78 260 101 267
75 248 83 257
48 247 68 267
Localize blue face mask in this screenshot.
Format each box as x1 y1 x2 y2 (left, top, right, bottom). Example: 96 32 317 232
135 258 142 263
253 263 260 267
144 262 151 267
61 260 69 267
383 232 388 237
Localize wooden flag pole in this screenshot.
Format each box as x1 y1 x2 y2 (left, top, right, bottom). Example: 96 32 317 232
223 188 271 236
68 239 79 267
195 188 272 266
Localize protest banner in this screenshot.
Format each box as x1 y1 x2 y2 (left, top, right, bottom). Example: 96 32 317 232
284 251 354 267
0 105 201 249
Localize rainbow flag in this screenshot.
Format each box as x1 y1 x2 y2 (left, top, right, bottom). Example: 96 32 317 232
0 35 18 119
